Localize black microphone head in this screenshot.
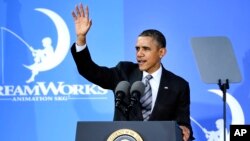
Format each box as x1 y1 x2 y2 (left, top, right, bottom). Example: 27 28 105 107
115 81 130 109
130 81 145 98
115 81 130 96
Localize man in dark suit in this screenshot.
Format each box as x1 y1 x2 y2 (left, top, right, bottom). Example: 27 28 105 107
71 3 194 141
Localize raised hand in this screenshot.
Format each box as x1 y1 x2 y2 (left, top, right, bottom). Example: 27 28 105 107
72 3 92 45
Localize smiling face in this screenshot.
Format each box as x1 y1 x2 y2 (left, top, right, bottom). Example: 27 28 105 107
136 36 166 74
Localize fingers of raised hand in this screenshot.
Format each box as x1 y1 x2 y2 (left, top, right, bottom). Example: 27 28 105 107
72 3 88 21
74 3 87 17
72 11 77 21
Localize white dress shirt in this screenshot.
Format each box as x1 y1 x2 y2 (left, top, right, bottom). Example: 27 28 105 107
142 66 162 111
75 43 86 52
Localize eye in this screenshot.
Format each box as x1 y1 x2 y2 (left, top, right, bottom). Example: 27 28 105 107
143 46 151 51
135 47 139 51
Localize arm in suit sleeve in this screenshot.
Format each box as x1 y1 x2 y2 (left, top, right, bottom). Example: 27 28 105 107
71 43 119 89
176 81 191 127
176 81 194 140
71 43 137 90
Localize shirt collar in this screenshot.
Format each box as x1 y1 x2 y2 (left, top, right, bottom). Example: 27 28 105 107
142 65 162 81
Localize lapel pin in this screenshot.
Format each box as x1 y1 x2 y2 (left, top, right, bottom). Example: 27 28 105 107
164 86 168 89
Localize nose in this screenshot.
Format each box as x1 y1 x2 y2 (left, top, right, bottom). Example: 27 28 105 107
137 49 144 57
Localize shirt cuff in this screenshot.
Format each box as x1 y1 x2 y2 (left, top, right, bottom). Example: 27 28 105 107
75 43 87 52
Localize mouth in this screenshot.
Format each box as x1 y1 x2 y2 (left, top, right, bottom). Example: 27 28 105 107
138 60 147 65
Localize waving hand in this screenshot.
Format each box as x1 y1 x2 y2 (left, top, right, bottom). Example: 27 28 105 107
72 3 92 45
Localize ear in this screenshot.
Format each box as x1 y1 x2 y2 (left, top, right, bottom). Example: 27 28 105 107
159 48 167 58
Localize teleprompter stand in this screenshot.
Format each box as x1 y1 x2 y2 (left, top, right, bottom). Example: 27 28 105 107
191 36 242 141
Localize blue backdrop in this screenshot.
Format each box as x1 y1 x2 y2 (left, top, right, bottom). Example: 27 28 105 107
0 0 249 141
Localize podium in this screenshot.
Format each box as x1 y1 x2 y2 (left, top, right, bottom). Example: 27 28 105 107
75 121 182 141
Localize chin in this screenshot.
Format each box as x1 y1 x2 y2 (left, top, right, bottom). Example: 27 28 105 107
139 66 147 72
138 66 144 71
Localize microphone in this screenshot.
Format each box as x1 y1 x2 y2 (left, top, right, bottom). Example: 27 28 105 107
115 81 130 108
128 81 145 110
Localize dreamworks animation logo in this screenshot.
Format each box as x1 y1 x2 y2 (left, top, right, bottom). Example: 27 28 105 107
0 8 108 102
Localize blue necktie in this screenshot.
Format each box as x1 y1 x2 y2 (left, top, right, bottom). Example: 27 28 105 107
140 75 153 121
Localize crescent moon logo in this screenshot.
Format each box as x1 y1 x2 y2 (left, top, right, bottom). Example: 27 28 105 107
34 8 70 71
208 89 245 124
23 8 70 83
191 89 245 141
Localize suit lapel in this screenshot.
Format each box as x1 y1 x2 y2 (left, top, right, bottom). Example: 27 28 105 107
150 67 171 119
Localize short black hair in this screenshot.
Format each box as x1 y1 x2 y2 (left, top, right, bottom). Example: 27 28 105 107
138 29 166 48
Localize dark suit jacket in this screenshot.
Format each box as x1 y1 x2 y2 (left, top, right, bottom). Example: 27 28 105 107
71 44 194 139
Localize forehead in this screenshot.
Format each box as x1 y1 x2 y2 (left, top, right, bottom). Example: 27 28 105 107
136 36 158 47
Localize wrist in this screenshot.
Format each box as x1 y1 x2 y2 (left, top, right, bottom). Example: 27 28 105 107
76 35 86 46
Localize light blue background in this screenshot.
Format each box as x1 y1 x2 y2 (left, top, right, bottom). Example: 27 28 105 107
0 0 249 141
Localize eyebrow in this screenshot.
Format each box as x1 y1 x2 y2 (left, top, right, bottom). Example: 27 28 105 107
135 46 151 49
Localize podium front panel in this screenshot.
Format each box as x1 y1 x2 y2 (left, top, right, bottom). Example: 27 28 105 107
75 121 182 141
